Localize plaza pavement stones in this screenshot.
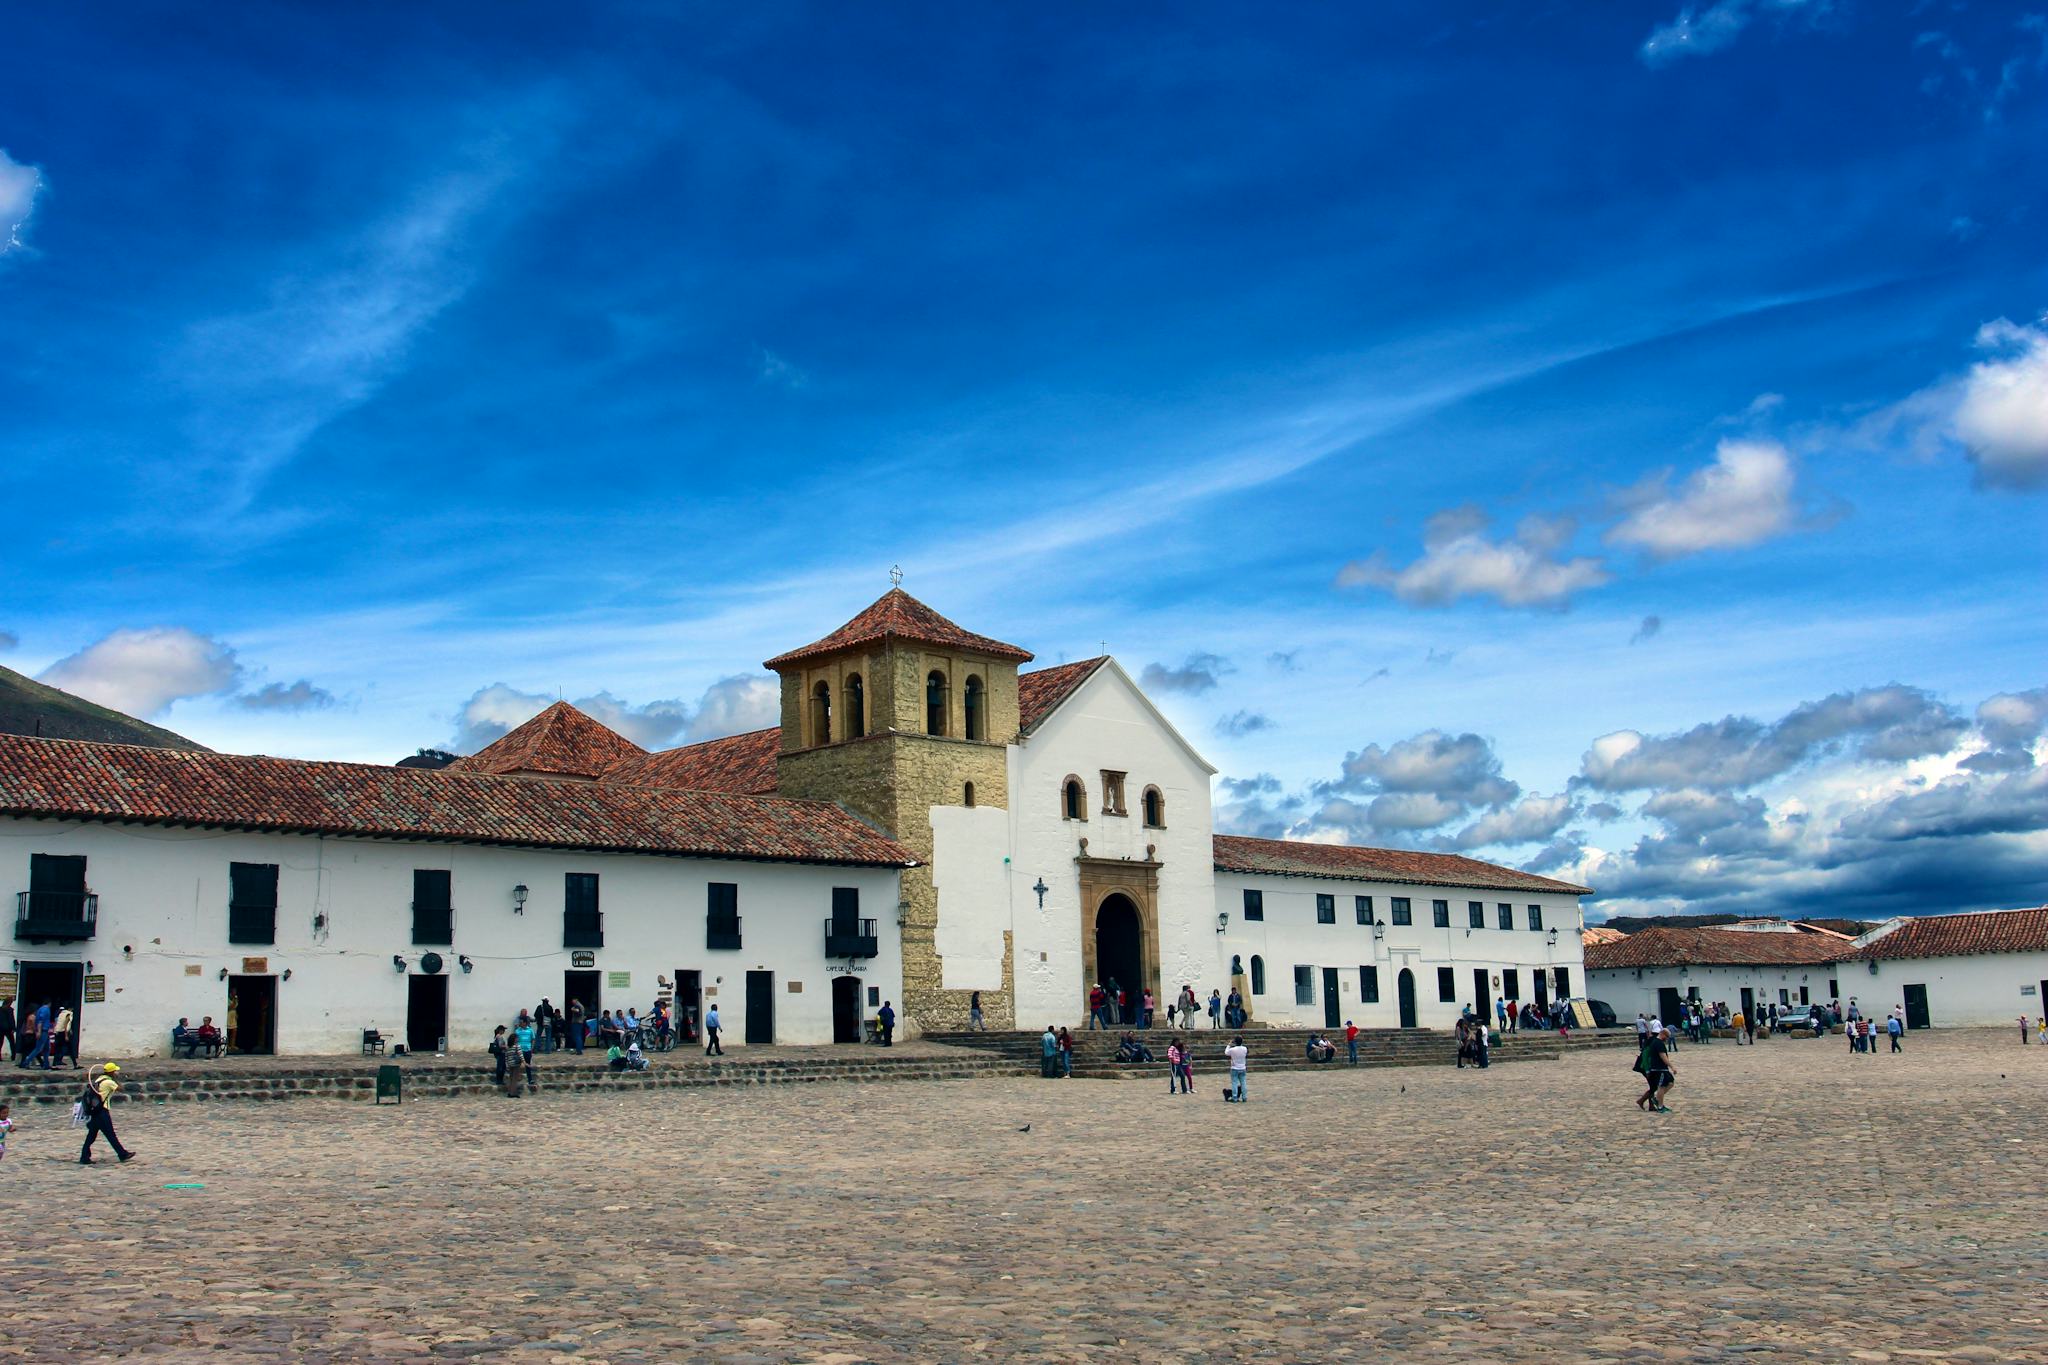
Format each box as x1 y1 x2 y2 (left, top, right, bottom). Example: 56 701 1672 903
0 1028 2042 1361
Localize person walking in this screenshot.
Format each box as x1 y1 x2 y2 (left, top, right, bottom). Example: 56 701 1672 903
52 1004 77 1069
1635 1028 1675 1113
1345 1019 1360 1066
1224 1035 1249 1102
878 1000 896 1047
1495 996 1507 1034
1887 1011 1903 1053
19 1001 52 1070
78 1062 135 1164
1166 1039 1185 1094
1208 989 1222 1029
489 1025 511 1090
704 1003 724 1056
514 1016 537 1092
968 991 985 1032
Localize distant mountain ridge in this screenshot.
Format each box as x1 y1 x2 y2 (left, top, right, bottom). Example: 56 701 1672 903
0 663 209 751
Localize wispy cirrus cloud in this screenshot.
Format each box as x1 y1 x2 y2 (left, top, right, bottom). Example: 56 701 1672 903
0 148 42 252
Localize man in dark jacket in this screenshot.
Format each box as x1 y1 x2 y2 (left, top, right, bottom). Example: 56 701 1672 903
877 1000 896 1047
565 998 586 1054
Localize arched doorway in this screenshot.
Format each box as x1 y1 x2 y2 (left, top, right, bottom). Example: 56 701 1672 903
1397 968 1419 1029
1095 894 1145 1024
832 975 863 1044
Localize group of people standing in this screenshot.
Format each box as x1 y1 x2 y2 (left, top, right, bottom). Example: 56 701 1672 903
3 998 79 1070
1084 981 1246 1031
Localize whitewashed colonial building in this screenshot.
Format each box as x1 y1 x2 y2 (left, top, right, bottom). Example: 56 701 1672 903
2 587 1593 1055
1584 923 1855 1024
1849 907 2048 1029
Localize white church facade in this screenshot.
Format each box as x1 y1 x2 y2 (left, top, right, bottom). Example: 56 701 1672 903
0 588 1589 1055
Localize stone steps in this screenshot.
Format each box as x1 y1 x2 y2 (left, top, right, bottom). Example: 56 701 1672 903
0 1052 1030 1106
923 1027 1634 1080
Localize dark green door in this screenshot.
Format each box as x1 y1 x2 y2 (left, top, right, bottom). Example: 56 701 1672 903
1321 968 1341 1029
1902 983 1930 1030
745 970 775 1044
1397 969 1418 1028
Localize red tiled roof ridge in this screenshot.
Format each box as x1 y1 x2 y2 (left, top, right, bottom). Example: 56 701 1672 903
1018 656 1110 731
764 588 1033 668
1584 924 1853 970
599 726 781 795
0 732 913 867
451 701 646 779
1851 905 2048 961
1212 832 1592 896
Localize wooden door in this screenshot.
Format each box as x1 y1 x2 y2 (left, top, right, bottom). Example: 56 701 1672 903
1321 967 1341 1029
745 971 775 1044
1902 983 1930 1030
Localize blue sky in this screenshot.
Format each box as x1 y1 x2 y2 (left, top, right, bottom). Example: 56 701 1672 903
3 2 2044 920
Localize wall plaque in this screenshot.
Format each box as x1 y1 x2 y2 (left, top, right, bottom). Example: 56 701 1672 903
571 951 596 968
84 974 107 1003
787 980 803 994
241 957 269 974
607 971 631 989
0 971 16 999
184 964 203 976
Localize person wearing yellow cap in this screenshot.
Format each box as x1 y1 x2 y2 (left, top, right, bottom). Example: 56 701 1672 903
78 1062 134 1165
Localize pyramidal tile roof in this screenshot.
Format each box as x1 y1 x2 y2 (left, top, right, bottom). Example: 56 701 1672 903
451 702 647 779
1212 833 1591 895
763 589 1033 669
1018 657 1109 732
0 733 915 867
601 727 781 795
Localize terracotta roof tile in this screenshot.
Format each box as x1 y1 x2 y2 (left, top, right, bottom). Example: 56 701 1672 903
0 734 913 867
1584 926 1851 970
1018 657 1109 732
1850 906 2048 961
601 727 781 795
450 702 645 779
763 589 1032 669
1582 926 1628 946
1212 834 1591 895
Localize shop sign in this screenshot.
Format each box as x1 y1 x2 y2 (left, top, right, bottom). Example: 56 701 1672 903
571 951 596 968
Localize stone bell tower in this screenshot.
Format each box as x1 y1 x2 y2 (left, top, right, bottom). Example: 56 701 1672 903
764 583 1030 1032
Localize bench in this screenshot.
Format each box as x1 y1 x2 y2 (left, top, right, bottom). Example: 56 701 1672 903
172 1031 223 1059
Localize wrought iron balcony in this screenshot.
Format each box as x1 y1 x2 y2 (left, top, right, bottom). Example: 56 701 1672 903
825 916 879 959
563 909 604 949
707 914 742 951
411 902 455 946
16 890 98 941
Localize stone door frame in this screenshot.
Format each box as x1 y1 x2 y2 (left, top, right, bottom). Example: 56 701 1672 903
1076 854 1161 1017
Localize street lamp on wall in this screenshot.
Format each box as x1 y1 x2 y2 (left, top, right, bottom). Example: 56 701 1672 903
1373 923 1386 940
1547 928 1559 947
512 884 528 915
1216 911 1228 934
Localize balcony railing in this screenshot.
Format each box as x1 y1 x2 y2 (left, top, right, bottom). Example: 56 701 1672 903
825 916 879 959
412 903 455 946
707 914 742 951
563 909 604 949
15 890 98 942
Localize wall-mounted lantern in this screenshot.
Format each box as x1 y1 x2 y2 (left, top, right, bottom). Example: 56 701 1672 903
392 955 407 973
1215 911 1228 934
512 884 529 915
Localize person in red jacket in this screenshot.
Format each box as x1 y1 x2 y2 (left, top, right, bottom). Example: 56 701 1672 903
1345 1019 1360 1065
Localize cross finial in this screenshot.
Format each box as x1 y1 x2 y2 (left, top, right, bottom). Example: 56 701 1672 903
889 564 904 588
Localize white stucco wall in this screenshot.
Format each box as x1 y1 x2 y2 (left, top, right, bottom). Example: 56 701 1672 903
930 804 1011 991
1861 951 2048 1027
1215 871 1587 1030
3 817 902 1055
1007 662 1216 1026
1586 964 1843 1022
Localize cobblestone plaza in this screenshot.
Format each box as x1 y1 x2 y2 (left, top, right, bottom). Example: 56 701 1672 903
2 1030 2043 1362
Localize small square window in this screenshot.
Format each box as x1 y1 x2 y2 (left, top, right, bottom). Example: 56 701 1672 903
1316 894 1335 924
1467 900 1484 929
1432 899 1450 928
1437 967 1457 1002
1391 897 1412 926
1498 903 1513 930
1242 888 1264 921
1355 895 1373 925
1528 904 1544 931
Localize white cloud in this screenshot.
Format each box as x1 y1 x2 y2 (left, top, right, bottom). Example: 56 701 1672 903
39 627 243 718
1606 439 1802 559
0 148 42 251
236 680 337 712
1446 793 1577 850
1640 0 1824 68
1951 318 2048 490
1336 509 1609 609
449 672 779 753
1141 654 1233 693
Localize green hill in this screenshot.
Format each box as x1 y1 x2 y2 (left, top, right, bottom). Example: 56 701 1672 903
0 663 209 750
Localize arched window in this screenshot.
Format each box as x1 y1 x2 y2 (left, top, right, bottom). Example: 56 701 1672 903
963 781 976 807
844 674 865 739
925 671 948 736
1061 776 1086 821
810 681 831 745
1142 786 1165 828
1250 955 1266 996
963 674 984 741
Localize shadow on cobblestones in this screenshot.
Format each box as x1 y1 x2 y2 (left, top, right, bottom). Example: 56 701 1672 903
0 1028 2042 1361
